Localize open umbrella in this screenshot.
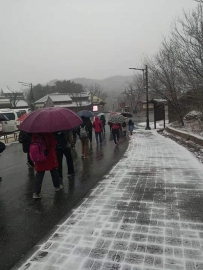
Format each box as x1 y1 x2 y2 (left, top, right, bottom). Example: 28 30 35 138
19 107 83 133
108 114 125 124
0 113 9 121
77 110 94 118
121 112 132 118
17 113 29 122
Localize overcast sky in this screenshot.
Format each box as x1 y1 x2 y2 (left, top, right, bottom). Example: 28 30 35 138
0 0 197 90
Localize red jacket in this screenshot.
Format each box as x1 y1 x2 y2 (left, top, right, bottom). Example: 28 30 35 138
93 116 102 132
32 133 58 172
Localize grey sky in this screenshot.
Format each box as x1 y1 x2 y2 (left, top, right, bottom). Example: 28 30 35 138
0 0 197 90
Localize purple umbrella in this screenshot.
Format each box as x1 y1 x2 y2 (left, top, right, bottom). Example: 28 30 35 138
19 107 83 133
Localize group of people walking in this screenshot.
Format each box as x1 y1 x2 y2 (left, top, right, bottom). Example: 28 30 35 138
17 113 134 199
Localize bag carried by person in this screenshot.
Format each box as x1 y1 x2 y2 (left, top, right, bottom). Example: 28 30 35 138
122 121 126 127
29 136 48 163
80 126 88 138
0 142 6 153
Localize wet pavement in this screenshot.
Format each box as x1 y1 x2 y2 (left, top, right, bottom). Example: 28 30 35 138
0 129 128 270
15 130 203 270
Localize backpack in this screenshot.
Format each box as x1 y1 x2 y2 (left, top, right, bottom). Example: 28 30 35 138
122 121 126 127
80 126 88 138
29 135 48 163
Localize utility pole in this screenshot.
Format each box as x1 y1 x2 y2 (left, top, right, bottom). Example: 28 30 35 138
18 82 35 111
145 65 151 130
129 67 151 130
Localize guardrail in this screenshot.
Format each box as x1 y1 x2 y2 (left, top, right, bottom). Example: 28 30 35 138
0 131 19 144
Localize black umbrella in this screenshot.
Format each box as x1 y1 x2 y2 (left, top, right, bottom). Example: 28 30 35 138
77 110 94 118
0 113 9 121
121 112 132 118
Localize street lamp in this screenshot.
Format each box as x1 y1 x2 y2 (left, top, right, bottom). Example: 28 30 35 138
18 81 35 111
129 65 151 130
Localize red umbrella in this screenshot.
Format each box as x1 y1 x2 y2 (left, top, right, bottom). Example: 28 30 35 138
19 107 83 133
17 113 29 122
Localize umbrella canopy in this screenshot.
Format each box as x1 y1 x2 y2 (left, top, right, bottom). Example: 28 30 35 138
17 113 29 122
121 112 132 118
0 113 9 121
98 113 105 117
19 107 83 133
108 114 125 124
77 110 94 118
109 112 120 115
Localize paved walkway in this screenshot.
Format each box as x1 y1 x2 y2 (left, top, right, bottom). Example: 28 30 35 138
18 130 203 270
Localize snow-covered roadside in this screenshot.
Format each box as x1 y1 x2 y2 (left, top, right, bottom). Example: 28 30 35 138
137 120 203 164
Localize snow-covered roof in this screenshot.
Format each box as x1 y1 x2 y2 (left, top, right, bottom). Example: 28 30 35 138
149 99 168 104
0 98 10 104
1 88 23 94
35 93 72 104
54 101 91 108
70 92 89 98
16 100 29 107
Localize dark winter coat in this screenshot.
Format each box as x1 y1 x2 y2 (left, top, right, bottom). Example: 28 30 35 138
19 131 32 153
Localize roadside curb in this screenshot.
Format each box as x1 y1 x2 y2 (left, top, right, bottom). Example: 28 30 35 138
165 125 203 147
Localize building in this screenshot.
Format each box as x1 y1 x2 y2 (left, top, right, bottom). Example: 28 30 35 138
0 97 11 109
34 92 106 113
34 92 92 112
0 88 28 109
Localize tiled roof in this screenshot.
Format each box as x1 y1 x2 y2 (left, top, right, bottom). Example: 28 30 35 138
35 93 72 104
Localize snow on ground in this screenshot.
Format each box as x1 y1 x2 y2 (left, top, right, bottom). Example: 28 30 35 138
18 130 203 270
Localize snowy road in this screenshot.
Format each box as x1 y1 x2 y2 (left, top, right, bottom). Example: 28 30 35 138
16 130 203 270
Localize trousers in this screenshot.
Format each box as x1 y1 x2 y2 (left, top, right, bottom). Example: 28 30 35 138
112 129 120 144
56 147 74 178
35 168 60 194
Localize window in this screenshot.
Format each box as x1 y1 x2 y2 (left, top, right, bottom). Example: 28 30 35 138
3 113 15 120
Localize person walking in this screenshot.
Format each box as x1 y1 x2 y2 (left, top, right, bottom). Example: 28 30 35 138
85 117 93 143
111 123 121 146
128 119 134 135
55 131 75 180
30 133 62 199
0 141 6 181
100 115 106 133
93 116 102 144
77 123 89 158
121 118 127 137
19 131 34 169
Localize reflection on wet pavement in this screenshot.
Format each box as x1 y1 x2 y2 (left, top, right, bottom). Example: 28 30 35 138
0 128 128 270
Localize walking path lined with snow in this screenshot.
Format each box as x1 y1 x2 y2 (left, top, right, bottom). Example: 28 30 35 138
19 131 203 270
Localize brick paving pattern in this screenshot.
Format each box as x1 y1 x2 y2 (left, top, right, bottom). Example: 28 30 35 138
19 131 203 270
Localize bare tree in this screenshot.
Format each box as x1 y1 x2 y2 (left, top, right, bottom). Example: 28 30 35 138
171 4 203 111
69 91 83 108
85 83 108 104
5 86 24 108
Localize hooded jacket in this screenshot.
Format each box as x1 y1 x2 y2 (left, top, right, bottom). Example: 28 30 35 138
93 116 102 133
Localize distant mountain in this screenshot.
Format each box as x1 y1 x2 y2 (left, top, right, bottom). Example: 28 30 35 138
71 75 133 95
71 75 133 110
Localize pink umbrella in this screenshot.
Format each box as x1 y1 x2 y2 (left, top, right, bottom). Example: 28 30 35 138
19 107 82 133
